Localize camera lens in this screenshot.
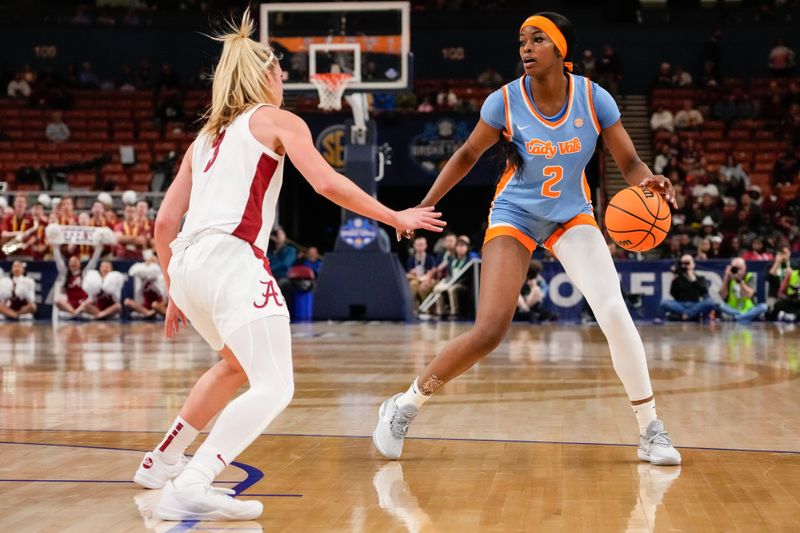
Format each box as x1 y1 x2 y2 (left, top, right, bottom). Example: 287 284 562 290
731 266 739 274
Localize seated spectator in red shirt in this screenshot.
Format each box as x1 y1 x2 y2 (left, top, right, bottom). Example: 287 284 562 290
53 243 103 318
89 201 110 228
742 237 774 261
0 261 37 319
124 252 166 318
105 207 119 228
2 195 32 237
136 200 154 248
57 197 78 226
1 195 34 258
28 202 50 260
81 260 124 320
114 205 146 260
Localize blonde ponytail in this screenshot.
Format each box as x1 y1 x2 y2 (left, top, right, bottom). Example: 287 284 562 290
199 8 280 142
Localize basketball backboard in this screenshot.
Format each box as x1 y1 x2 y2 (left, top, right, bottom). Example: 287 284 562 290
260 2 410 92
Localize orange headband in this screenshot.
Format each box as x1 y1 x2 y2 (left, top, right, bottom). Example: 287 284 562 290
520 15 573 72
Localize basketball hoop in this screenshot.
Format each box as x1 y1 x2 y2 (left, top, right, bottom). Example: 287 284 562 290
310 73 352 111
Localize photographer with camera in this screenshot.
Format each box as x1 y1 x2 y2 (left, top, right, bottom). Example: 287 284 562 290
767 246 792 305
718 257 768 323
660 254 716 321
516 259 556 322
766 248 800 322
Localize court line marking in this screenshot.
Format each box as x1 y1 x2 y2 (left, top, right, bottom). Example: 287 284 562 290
0 441 305 496
2 432 798 455
0 441 281 533
0 478 302 497
265 432 800 456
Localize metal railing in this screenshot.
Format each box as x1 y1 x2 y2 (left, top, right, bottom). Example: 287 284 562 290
0 186 166 211
418 257 481 315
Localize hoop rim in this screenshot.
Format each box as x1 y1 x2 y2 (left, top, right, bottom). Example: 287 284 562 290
310 72 354 89
310 73 353 111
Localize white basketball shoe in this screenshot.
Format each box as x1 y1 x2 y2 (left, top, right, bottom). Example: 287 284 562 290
373 393 418 459
638 420 682 466
133 451 189 489
155 480 263 521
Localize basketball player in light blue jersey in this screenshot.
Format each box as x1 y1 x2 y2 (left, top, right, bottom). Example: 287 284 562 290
374 12 682 465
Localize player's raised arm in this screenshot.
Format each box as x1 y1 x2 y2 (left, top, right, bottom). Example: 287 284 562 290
254 107 446 235
419 119 501 208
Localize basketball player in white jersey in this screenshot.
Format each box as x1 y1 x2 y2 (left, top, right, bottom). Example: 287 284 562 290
132 10 445 521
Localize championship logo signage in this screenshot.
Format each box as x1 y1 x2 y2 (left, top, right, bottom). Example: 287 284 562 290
409 119 471 175
339 218 378 250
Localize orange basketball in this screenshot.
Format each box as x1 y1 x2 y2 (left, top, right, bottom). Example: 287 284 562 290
605 186 671 252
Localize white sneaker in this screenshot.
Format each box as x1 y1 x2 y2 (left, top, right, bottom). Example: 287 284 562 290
373 393 418 460
133 452 189 489
638 420 682 466
155 480 263 521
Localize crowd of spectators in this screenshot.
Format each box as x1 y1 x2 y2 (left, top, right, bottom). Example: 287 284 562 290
404 231 481 320
2 5 800 324
0 191 163 322
647 48 800 262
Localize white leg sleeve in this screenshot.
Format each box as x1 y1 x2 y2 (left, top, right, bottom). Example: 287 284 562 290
552 225 654 401
178 316 294 486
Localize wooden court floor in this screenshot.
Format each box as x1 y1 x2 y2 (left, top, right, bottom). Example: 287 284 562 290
0 321 798 532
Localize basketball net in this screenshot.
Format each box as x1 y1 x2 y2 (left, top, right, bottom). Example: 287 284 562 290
310 73 352 111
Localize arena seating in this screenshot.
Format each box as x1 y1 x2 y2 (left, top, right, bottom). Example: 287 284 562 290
0 89 207 191
650 77 800 201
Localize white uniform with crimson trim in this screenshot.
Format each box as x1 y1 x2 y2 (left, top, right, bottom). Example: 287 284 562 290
169 103 290 351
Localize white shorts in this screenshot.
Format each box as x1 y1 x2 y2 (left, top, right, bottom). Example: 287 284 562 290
168 233 290 351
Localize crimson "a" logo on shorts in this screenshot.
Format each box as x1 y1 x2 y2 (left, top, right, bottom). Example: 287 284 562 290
254 279 283 309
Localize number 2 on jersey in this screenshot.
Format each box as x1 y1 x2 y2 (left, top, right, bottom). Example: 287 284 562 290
541 165 564 198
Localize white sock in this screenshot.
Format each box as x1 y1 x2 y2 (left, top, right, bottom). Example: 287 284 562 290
395 378 430 409
154 415 199 464
173 447 226 490
633 399 657 435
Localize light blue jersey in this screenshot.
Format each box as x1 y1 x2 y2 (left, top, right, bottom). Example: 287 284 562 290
480 74 620 250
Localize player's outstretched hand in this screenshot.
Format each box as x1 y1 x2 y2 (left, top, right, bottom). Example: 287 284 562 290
640 175 677 209
165 297 187 339
393 206 446 241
